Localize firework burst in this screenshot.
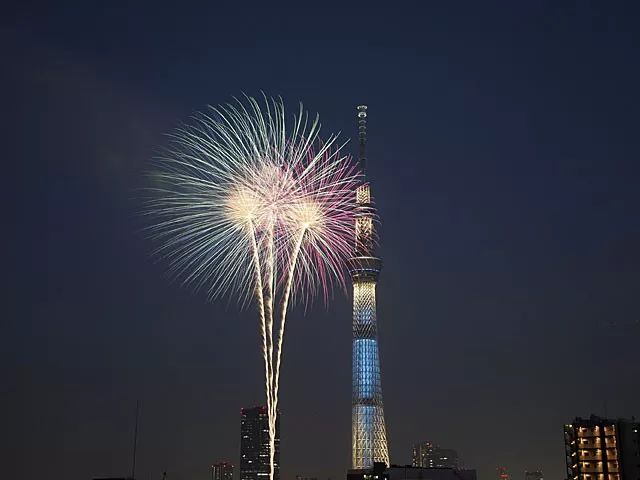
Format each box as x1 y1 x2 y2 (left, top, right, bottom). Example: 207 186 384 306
145 96 360 480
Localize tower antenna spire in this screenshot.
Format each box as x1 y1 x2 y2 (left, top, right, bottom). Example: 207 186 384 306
357 105 368 175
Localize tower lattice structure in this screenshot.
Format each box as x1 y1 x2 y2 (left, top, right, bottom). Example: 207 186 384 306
349 105 390 469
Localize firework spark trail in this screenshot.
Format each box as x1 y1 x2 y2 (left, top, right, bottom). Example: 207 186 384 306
249 221 272 425
273 226 307 411
146 95 362 480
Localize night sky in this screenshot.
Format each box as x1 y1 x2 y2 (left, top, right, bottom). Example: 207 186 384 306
4 2 640 480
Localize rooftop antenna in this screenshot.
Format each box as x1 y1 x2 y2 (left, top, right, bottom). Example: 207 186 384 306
357 105 367 175
131 400 140 480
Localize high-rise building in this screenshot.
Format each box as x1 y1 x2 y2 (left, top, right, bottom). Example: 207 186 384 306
240 406 280 480
213 462 234 480
564 415 640 480
412 442 429 467
412 442 459 468
525 470 543 480
350 105 390 469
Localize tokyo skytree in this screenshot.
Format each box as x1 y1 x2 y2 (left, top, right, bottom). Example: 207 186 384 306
349 105 390 469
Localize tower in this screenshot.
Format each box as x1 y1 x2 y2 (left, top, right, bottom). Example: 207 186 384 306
350 105 390 469
240 406 280 480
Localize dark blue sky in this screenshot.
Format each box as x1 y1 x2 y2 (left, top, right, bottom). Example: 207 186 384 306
4 2 640 480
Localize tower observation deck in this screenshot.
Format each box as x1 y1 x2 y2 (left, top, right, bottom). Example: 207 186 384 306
349 105 390 469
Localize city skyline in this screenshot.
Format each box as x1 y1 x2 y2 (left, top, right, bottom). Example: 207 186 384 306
6 2 640 480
